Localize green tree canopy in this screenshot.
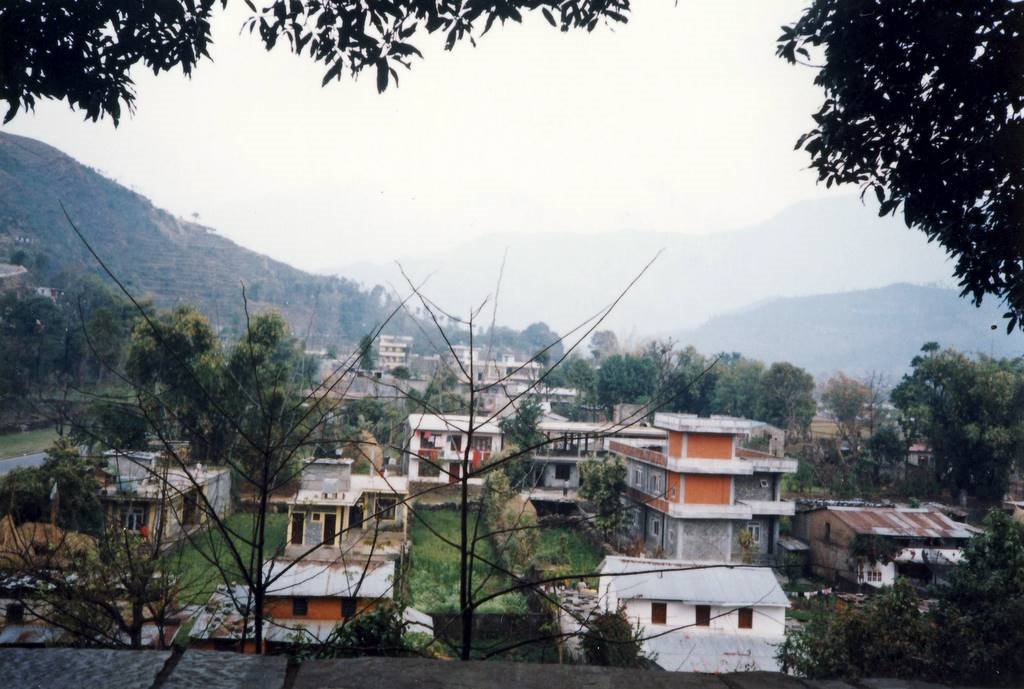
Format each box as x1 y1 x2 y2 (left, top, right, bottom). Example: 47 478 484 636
779 1 1024 331
2 1 630 124
757 362 816 434
891 344 1024 500
596 354 657 412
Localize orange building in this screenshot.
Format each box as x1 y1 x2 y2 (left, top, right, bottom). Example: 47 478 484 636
612 413 797 563
189 559 395 653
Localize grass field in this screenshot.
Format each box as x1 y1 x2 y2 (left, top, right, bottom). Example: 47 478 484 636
534 525 604 581
407 508 527 614
0 427 58 458
171 512 288 605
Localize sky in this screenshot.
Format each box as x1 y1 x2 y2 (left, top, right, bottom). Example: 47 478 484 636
2 2 841 272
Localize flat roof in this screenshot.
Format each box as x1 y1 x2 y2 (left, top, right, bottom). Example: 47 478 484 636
406 413 501 435
538 420 666 437
653 413 766 435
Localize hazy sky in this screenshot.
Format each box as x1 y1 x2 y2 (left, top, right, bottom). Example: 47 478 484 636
3 2 843 271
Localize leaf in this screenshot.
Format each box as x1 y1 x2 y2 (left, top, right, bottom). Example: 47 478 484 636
542 8 556 27
376 59 389 92
874 185 884 204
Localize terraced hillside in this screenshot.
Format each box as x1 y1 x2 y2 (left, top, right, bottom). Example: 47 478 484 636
0 132 388 344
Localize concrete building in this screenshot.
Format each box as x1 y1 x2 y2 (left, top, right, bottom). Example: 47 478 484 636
376 335 413 371
793 505 975 588
285 458 408 562
97 451 232 544
612 414 797 563
190 559 397 652
403 414 502 485
531 419 666 492
595 556 789 672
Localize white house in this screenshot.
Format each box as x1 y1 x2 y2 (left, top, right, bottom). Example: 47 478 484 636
595 556 789 672
404 414 502 485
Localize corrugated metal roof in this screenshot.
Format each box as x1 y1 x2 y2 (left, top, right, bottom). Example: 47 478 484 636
599 557 789 607
406 414 501 435
646 630 782 673
263 559 395 599
825 507 973 539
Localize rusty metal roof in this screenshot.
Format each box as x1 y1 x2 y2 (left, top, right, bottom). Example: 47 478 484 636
824 506 974 539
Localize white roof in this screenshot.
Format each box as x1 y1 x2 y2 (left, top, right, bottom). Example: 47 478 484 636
654 413 766 435
263 559 395 599
406 413 501 435
538 420 666 438
599 557 789 608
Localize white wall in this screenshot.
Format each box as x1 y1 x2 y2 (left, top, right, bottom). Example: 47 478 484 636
622 599 785 637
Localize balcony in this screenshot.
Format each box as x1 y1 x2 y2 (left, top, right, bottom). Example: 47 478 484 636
609 441 753 475
665 503 754 520
893 547 964 566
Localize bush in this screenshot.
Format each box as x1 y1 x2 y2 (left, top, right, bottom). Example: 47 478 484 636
581 608 647 668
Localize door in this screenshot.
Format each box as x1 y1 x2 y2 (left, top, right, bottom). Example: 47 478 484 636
449 462 460 484
323 513 336 545
290 513 304 545
349 503 363 530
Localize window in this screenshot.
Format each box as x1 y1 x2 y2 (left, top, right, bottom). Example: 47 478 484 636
759 479 770 489
472 436 492 451
695 605 711 627
746 522 761 544
554 464 571 481
651 602 667 625
323 513 337 545
448 435 463 452
633 468 643 487
312 512 322 522
738 608 753 629
648 474 661 494
122 505 146 531
290 513 305 545
293 598 309 616
824 522 831 543
867 569 883 583
651 518 661 537
377 497 397 520
341 597 357 619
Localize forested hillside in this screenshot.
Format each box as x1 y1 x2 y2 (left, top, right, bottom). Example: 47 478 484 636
0 132 388 345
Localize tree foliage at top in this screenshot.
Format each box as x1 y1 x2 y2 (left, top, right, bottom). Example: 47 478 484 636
1 1 630 125
779 1 1024 331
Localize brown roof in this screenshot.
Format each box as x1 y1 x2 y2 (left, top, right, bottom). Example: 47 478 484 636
823 507 973 539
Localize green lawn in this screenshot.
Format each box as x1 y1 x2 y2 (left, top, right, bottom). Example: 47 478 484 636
534 525 604 582
0 427 58 458
171 512 288 605
407 508 527 614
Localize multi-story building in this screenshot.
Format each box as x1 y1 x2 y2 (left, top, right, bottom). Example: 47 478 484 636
403 414 502 485
285 458 408 561
531 419 666 492
97 450 232 544
611 413 797 563
376 335 413 371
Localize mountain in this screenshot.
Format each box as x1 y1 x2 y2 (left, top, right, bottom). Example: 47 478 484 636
677 284 1024 378
332 196 957 336
0 132 387 344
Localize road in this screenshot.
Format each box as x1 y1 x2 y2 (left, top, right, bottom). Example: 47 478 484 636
0 452 47 476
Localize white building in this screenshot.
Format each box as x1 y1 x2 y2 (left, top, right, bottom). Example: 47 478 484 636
404 414 502 485
595 556 789 672
376 335 413 371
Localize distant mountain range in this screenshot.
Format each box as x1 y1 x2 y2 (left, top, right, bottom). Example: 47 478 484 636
331 195 957 336
0 132 388 344
677 283 1023 378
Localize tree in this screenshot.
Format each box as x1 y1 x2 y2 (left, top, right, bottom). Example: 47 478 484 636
589 330 620 364
757 362 816 434
0 439 104 535
820 372 870 459
931 509 1024 685
581 609 646 668
578 457 627 537
297 602 413 659
596 354 657 412
710 355 764 420
778 2 1024 331
358 334 376 371
891 344 1024 500
498 397 545 486
866 424 906 480
2 1 631 124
